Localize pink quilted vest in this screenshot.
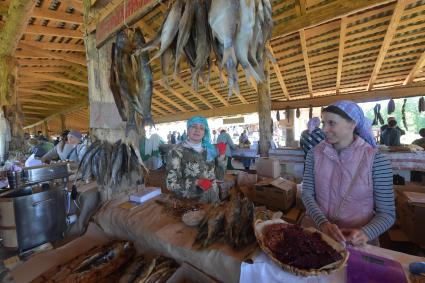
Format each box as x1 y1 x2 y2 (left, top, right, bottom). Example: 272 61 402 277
313 136 376 229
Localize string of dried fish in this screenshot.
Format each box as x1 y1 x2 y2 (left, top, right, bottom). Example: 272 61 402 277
77 139 145 189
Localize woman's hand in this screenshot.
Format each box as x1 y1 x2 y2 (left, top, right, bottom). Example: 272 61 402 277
319 222 346 243
340 228 369 246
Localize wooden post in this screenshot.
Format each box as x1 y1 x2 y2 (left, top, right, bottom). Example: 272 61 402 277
285 109 296 146
257 60 272 157
60 114 66 132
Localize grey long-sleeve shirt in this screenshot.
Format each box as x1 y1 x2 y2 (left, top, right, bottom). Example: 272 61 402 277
302 150 396 240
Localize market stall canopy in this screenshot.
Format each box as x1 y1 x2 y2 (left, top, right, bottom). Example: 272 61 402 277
2 0 425 127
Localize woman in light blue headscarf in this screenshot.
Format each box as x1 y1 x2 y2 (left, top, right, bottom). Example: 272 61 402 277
165 116 226 203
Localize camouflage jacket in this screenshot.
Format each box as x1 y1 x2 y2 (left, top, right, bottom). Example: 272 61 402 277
166 142 226 203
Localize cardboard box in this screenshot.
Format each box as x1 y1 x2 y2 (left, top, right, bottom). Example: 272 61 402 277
256 158 280 179
236 171 257 188
129 187 161 203
166 262 218 283
397 190 425 246
244 177 296 211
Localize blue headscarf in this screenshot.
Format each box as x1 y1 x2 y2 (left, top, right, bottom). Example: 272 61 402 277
331 100 377 147
187 116 217 161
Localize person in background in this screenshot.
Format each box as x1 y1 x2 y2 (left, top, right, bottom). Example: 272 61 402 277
380 120 402 146
167 131 172 144
25 138 53 167
380 117 405 135
300 117 325 156
212 129 218 144
181 130 187 142
170 131 177 144
140 132 165 170
302 100 395 247
176 132 181 144
217 129 237 170
239 130 250 147
412 128 425 149
166 116 226 203
41 130 86 164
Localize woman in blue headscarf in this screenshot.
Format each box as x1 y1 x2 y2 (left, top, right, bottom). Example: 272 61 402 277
165 116 226 203
302 100 395 247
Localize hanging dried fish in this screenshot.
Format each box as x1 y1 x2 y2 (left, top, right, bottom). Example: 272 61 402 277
372 104 384 126
387 99 395 115
402 98 408 130
276 111 280 121
286 107 290 123
296 108 300 118
419 97 425 112
309 106 313 119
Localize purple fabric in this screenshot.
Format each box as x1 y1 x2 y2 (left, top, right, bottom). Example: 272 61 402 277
307 117 321 133
332 100 377 147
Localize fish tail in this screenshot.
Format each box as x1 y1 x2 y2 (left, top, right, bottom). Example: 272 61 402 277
265 45 276 63
245 63 265 84
221 47 237 69
135 35 161 56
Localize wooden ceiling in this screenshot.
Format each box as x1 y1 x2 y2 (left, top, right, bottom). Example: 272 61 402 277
2 0 425 131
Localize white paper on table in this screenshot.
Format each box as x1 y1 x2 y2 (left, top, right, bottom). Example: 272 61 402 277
239 252 345 283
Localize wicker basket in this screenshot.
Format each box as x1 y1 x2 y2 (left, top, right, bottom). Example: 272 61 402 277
254 218 349 277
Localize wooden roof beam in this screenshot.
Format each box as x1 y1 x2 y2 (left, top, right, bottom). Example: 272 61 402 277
154 103 258 124
272 83 425 109
272 0 395 39
18 66 70 73
18 40 85 52
19 98 67 106
152 88 186 112
367 0 406 91
172 76 214 109
18 88 78 99
18 42 86 66
32 6 83 25
64 0 83 14
336 17 347 94
21 72 87 87
23 102 87 129
268 44 290 100
25 25 83 39
299 29 313 97
22 105 54 111
158 81 200 111
403 51 425 85
152 99 176 114
200 78 231 107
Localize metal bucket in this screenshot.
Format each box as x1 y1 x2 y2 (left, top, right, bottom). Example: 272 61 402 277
7 171 24 190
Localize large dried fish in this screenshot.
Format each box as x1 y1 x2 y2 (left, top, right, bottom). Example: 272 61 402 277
133 28 154 127
209 0 240 96
110 43 128 122
174 0 195 75
235 0 264 83
149 0 184 62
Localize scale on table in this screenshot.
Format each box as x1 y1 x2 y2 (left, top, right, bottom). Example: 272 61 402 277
347 247 408 283
1 163 69 252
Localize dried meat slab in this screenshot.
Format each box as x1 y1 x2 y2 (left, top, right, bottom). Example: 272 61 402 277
255 219 349 277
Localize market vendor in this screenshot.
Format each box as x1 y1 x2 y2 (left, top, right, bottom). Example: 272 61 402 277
302 100 395 247
166 116 226 203
41 130 86 164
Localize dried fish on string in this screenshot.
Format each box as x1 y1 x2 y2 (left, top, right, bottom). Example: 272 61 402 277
134 0 273 96
75 139 145 189
402 98 408 130
110 28 154 135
